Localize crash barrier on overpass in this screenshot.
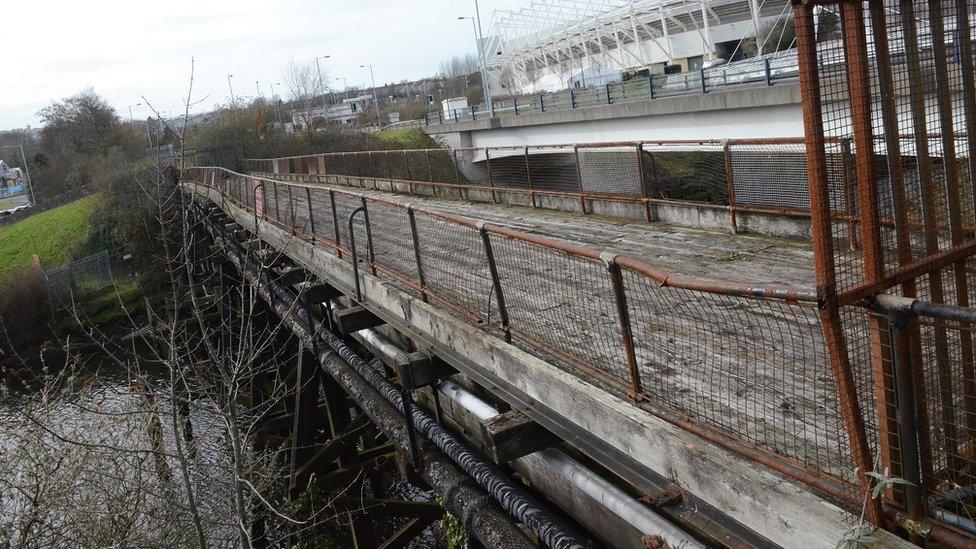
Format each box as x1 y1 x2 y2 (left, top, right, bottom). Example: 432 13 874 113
246 137 833 233
423 50 799 126
185 165 976 544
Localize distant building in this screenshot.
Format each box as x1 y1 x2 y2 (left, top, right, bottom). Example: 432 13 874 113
292 95 375 130
0 161 25 197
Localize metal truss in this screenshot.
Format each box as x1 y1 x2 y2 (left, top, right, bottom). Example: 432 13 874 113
483 0 794 92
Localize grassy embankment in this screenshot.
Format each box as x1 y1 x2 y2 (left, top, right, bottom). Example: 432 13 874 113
0 195 143 332
371 127 438 149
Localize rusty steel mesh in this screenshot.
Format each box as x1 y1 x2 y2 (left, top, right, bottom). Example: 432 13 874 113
796 0 976 533
184 167 868 519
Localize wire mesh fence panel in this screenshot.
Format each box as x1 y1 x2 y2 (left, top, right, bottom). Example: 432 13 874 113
526 146 580 193
455 149 491 186
413 214 498 327
485 147 530 190
729 142 811 211
577 145 641 196
404 150 432 182
363 201 419 286
330 192 369 264
488 236 629 386
623 269 855 480
428 149 460 184
639 142 725 202
45 250 115 301
795 0 976 528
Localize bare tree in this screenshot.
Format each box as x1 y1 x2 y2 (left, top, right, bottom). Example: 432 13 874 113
282 60 327 132
438 54 479 79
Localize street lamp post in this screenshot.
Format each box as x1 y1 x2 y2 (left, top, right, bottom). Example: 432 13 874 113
255 80 262 98
1 145 36 205
127 102 143 122
470 0 494 113
458 15 493 115
227 74 236 105
316 55 331 111
270 82 284 126
335 77 349 100
360 64 382 127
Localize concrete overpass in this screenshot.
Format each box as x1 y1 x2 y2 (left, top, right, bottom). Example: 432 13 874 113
425 82 802 148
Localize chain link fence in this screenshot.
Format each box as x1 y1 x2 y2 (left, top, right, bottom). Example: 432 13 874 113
44 250 115 303
247 137 818 227
186 167 864 525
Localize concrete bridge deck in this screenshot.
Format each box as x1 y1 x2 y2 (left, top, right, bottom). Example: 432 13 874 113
184 169 918 548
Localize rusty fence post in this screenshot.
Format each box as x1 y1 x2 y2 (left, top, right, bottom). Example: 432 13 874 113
287 185 296 231
478 223 511 342
329 190 342 259
886 305 926 522
426 149 434 183
406 205 428 303
575 145 586 214
272 181 281 222
636 143 651 222
794 1 882 525
360 196 377 276
723 140 738 234
603 253 642 399
453 149 464 200
485 148 497 204
405 151 415 195
840 137 859 251
524 146 536 209
306 187 316 239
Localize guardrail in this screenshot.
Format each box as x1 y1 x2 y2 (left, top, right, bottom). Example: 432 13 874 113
425 50 799 126
247 137 831 233
184 166 883 519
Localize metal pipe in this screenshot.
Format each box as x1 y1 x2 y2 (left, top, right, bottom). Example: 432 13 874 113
355 327 700 549
198 202 563 548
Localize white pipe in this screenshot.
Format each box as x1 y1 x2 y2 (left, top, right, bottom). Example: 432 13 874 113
350 324 702 548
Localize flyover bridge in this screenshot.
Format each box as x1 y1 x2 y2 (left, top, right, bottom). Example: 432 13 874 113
181 2 976 545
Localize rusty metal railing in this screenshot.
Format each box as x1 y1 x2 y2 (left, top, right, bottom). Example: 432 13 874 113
246 138 831 232
183 166 882 521
793 0 976 543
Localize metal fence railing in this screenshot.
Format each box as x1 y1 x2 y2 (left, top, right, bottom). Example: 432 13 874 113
793 0 976 543
424 50 799 126
43 250 115 302
246 137 827 232
184 166 868 523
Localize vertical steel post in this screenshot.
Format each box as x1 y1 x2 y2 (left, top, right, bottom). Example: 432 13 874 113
406 205 428 303
764 57 772 86
485 148 497 204
405 151 415 196
604 253 641 399
287 185 296 231
794 2 882 525
478 224 510 342
570 89 577 109
606 83 612 104
648 75 655 99
636 143 651 222
305 187 316 238
840 138 859 251
700 68 707 93
524 146 536 209
574 145 586 214
426 149 434 183
888 306 926 522
514 97 519 115
329 190 342 259
273 181 281 221
723 141 738 234
360 196 376 276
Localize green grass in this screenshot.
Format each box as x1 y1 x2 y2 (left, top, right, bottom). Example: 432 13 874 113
0 195 97 276
372 127 437 149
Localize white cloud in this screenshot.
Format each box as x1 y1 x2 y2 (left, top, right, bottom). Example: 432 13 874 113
2 0 525 129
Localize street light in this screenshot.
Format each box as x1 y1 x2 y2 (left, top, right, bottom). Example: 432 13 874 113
460 0 493 114
270 81 283 126
127 102 143 122
315 55 331 111
1 144 36 206
360 64 382 126
255 80 262 98
227 74 236 105
334 77 349 100
458 16 492 115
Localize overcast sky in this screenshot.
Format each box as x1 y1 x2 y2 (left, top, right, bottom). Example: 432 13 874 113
2 0 526 131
